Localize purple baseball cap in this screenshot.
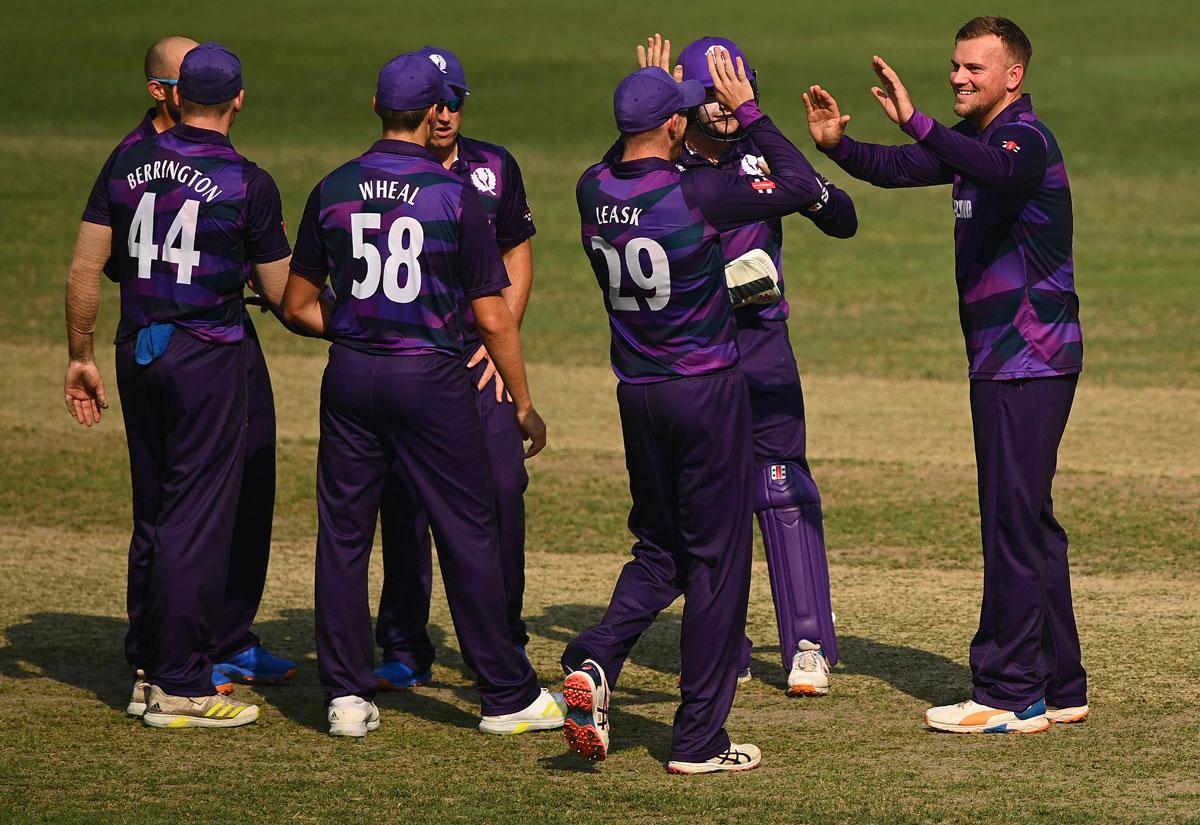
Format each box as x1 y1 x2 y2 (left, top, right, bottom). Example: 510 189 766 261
614 67 705 134
178 42 243 105
417 46 469 94
677 36 756 89
376 52 453 111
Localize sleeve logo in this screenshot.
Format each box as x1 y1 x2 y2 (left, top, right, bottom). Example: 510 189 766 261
751 178 776 193
470 167 498 195
1000 139 1021 153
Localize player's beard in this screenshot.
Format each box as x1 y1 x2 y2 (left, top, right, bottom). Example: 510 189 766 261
953 84 1005 121
165 96 182 125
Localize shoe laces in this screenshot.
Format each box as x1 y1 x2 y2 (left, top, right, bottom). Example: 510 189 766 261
793 647 824 673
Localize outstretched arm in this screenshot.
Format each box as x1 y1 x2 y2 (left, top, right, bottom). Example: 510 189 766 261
806 83 952 188
871 56 1046 191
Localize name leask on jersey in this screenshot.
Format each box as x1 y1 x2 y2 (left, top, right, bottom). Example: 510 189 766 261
595 204 643 225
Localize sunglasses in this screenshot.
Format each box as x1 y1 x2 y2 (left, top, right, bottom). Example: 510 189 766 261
147 76 179 86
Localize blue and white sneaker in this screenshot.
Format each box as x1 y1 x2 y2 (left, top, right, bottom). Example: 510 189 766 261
375 660 433 692
214 644 298 686
563 659 610 761
925 698 1050 734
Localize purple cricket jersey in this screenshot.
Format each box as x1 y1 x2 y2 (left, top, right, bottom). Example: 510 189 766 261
580 104 855 383
290 139 510 357
82 123 291 344
823 94 1081 380
679 136 855 323
448 135 536 352
89 109 160 283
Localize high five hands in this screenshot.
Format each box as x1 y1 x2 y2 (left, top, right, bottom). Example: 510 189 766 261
869 55 915 126
706 47 755 114
636 33 683 81
804 55 915 148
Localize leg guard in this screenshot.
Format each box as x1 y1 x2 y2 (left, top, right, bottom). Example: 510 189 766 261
755 462 838 667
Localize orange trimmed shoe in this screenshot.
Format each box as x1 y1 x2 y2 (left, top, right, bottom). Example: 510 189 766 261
1046 704 1089 724
562 659 610 761
214 644 297 686
925 698 1049 734
786 640 830 697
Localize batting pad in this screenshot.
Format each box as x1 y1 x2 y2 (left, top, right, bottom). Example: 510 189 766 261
755 463 839 667
725 248 781 308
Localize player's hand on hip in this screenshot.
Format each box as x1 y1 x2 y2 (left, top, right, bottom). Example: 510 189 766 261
708 47 755 114
804 85 851 149
637 32 675 74
870 55 914 126
64 360 108 427
467 344 507 403
516 406 547 458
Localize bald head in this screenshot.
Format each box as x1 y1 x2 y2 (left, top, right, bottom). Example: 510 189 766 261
144 35 198 80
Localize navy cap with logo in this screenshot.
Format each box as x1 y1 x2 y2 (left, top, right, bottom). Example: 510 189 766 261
613 67 705 134
178 42 243 105
377 52 453 111
417 46 469 94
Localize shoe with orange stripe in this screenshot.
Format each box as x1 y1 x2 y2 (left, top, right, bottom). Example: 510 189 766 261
214 644 297 686
562 659 610 761
924 698 1049 734
1046 704 1089 724
142 685 259 729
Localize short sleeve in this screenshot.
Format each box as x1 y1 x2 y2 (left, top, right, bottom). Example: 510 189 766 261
288 183 328 281
243 169 292 263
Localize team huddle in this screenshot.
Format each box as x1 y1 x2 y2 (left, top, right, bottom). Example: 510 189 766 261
63 16 1089 775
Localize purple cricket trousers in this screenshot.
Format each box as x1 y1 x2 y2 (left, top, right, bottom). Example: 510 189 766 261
374 358 530 672
117 330 246 696
123 315 275 680
562 369 754 763
969 374 1087 711
314 344 539 713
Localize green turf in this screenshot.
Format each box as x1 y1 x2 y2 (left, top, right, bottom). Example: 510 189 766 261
2 1 1199 822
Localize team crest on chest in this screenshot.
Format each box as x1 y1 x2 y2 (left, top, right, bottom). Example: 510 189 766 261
471 167 498 195
740 154 766 176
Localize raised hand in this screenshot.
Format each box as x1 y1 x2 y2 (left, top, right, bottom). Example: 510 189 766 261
803 85 851 149
707 47 755 114
636 33 673 73
870 55 915 126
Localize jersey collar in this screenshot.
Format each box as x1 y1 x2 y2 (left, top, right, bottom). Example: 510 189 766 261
980 93 1035 139
369 138 440 162
168 123 234 147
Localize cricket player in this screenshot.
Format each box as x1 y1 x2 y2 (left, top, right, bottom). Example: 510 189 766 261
664 34 846 696
98 37 298 713
806 16 1087 732
281 52 563 738
373 45 537 692
561 46 856 773
65 42 292 728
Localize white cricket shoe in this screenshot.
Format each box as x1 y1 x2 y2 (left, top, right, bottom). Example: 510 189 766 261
126 669 150 717
787 640 830 697
1046 704 1090 724
142 685 259 729
925 698 1049 734
479 688 566 735
328 695 381 738
668 742 762 775
562 659 610 761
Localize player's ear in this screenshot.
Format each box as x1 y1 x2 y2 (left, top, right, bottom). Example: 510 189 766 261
233 89 245 113
147 80 166 103
1007 62 1024 91
171 85 182 110
372 94 378 115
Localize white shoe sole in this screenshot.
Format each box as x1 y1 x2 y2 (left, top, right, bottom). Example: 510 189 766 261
478 717 564 735
1047 706 1089 724
925 714 1050 734
143 707 259 729
668 754 762 774
329 718 381 738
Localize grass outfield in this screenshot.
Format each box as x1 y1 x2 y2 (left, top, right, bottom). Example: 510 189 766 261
2 0 1199 822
